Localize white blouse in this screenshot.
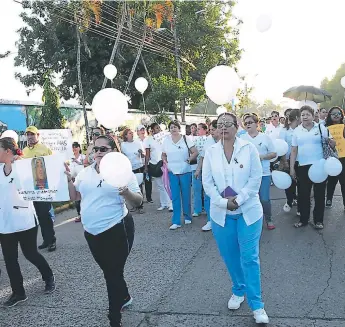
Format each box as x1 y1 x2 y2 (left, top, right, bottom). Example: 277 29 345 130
121 141 144 171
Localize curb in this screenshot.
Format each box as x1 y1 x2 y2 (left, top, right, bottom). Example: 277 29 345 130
54 202 74 214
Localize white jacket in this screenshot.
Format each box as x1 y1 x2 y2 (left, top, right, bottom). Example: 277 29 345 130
202 137 263 227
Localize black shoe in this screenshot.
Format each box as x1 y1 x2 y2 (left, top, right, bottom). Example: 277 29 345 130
3 293 28 307
48 242 56 252
44 275 56 294
38 242 49 250
147 199 153 204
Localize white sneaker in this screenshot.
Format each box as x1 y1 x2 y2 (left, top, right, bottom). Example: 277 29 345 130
201 221 212 231
296 211 301 216
192 212 200 217
169 224 181 230
168 205 173 212
283 203 291 213
185 220 192 225
227 294 244 310
253 308 269 324
157 207 165 211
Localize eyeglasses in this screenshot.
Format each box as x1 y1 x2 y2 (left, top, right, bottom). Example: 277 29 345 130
331 112 341 117
244 121 255 126
93 132 101 137
217 122 236 129
93 146 111 153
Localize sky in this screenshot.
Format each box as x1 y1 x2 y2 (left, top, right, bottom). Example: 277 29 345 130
0 0 344 106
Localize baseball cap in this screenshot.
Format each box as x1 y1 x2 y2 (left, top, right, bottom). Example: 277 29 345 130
136 125 145 131
25 126 39 134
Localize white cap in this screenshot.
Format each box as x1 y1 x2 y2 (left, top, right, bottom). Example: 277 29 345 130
136 125 145 131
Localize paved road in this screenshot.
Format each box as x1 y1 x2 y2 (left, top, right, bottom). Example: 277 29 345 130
1 186 345 327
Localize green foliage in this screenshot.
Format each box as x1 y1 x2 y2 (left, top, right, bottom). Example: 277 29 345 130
320 63 345 108
39 71 65 129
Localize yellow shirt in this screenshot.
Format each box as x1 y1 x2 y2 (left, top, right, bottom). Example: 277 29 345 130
23 143 53 158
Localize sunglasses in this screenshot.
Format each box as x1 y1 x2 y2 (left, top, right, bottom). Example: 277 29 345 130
217 122 236 129
331 112 341 117
93 132 101 137
244 121 255 126
93 146 111 153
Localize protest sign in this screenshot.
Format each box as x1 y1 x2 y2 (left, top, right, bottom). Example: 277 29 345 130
14 154 69 202
328 124 345 158
39 129 73 160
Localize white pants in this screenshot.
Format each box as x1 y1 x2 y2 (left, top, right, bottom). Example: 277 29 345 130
154 176 171 207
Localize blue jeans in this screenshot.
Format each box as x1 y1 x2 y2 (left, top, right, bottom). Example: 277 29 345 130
204 195 211 222
192 173 203 214
212 214 264 311
168 172 192 225
259 176 272 223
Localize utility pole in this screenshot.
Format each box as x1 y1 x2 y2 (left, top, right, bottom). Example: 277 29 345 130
173 10 185 123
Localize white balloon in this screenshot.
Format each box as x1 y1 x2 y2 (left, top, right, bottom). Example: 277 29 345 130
92 88 128 129
308 159 328 183
298 100 318 111
272 171 292 190
256 14 272 33
135 173 143 185
135 77 149 94
103 64 117 80
273 139 288 156
99 152 133 188
204 65 240 105
216 106 227 115
1 130 18 143
341 76 345 88
324 157 342 176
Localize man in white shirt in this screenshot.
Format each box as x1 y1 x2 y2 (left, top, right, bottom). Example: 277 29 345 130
265 110 281 140
144 123 172 211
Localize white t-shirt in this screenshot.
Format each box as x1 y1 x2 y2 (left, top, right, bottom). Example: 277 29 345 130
265 123 281 140
121 141 144 170
74 164 141 235
70 154 86 178
0 167 38 234
240 132 275 176
292 122 331 166
143 132 168 165
279 127 295 159
201 135 216 157
162 135 194 175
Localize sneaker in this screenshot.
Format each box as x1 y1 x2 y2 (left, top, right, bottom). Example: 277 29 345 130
147 199 153 204
75 216 81 223
314 222 324 229
44 275 56 294
192 212 200 217
292 199 298 206
169 224 181 230
326 200 332 208
168 205 173 212
283 203 291 213
38 242 49 250
227 294 244 310
296 211 301 216
157 207 165 211
253 308 269 324
267 222 275 230
201 221 212 232
121 296 133 310
3 293 28 308
48 242 56 252
185 220 192 225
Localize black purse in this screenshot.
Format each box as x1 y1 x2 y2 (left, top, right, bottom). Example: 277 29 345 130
183 135 197 165
148 161 163 178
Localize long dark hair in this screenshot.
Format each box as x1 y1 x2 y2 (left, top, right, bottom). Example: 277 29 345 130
0 137 22 156
286 109 300 130
325 106 344 127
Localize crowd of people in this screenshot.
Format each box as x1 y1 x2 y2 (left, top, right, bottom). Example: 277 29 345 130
0 104 344 326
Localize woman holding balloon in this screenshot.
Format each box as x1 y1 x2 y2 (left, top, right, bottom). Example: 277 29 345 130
290 106 335 229
66 135 142 327
241 114 277 230
325 106 345 208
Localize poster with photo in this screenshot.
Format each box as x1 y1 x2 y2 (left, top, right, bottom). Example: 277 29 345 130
14 154 69 202
39 129 73 160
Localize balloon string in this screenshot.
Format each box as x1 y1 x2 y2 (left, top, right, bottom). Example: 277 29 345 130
111 79 114 88
142 93 146 114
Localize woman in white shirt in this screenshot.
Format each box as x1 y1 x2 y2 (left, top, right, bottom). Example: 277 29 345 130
121 129 145 214
162 121 198 230
241 114 277 230
202 113 269 325
66 135 142 327
0 137 55 308
70 142 86 222
290 106 336 229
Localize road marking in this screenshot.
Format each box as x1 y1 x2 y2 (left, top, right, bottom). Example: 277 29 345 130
54 217 77 228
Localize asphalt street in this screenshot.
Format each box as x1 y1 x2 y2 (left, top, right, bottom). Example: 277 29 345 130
1 186 344 327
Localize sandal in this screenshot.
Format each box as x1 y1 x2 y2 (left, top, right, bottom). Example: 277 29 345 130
294 222 307 228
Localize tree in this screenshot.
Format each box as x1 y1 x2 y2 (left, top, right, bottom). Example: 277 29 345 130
39 71 65 129
255 99 281 118
320 63 345 108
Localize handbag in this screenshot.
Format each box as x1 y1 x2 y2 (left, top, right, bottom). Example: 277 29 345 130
183 135 197 165
148 160 163 178
319 124 338 159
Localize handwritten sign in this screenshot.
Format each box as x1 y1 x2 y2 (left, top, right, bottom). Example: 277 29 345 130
39 129 73 160
328 125 345 158
14 154 69 202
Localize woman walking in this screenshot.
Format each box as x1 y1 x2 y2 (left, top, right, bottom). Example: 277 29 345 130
84 127 104 167
325 106 345 208
202 113 269 324
66 135 142 327
162 121 198 230
290 106 336 229
0 137 55 307
241 114 277 230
